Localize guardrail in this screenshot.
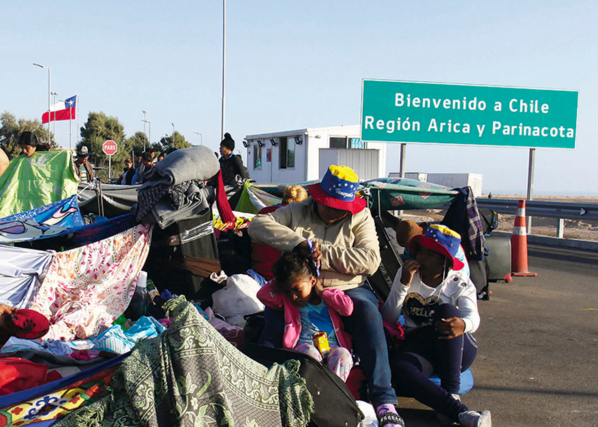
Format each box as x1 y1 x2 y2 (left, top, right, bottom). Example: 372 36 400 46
476 199 598 238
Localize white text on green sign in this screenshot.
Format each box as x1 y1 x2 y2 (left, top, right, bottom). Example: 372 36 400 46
361 80 578 149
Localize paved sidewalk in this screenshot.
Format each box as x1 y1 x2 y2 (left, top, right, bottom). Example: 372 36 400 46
398 243 598 426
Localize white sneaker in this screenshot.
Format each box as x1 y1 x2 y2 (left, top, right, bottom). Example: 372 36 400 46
458 410 492 427
436 394 460 425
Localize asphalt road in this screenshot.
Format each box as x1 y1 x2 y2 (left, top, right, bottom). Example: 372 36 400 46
398 243 598 426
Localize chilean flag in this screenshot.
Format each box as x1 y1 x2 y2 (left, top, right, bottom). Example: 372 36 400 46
42 95 77 124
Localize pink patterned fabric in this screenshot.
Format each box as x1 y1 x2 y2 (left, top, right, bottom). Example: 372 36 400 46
29 224 152 340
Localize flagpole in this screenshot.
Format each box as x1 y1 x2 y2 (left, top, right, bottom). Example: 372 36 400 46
51 92 57 140
69 99 72 150
48 68 51 145
76 94 80 146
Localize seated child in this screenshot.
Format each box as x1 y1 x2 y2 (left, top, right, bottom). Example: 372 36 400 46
257 251 354 382
382 224 491 426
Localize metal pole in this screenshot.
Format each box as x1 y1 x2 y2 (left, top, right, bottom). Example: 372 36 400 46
51 92 57 138
148 122 151 148
69 100 72 150
76 94 80 145
171 123 175 148
221 0 226 141
526 148 535 232
194 132 203 145
399 143 407 178
47 68 51 145
33 64 51 145
108 155 112 182
142 111 147 151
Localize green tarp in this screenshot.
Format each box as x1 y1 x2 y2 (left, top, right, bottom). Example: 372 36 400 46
250 177 458 212
362 177 458 211
0 151 78 218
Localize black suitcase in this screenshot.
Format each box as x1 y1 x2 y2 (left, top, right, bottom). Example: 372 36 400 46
486 234 512 282
468 259 489 294
145 209 222 305
244 344 364 427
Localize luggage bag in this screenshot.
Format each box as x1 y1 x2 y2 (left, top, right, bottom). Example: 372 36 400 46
244 344 364 427
145 210 222 304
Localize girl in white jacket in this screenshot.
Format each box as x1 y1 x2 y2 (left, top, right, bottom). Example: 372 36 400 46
382 224 492 427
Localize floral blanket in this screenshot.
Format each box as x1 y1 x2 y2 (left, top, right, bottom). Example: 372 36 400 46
29 224 152 341
56 297 313 427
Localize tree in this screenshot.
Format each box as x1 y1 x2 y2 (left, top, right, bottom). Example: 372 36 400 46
0 112 57 159
150 142 164 155
125 132 149 155
159 131 192 152
79 112 127 181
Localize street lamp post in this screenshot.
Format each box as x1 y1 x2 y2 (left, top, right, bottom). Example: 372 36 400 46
142 119 151 151
221 0 226 141
171 123 175 148
194 132 203 145
33 63 51 145
142 110 147 151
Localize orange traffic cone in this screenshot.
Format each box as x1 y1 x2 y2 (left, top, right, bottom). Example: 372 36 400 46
511 200 537 277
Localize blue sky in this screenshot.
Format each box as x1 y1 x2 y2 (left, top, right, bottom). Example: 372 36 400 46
2 1 597 195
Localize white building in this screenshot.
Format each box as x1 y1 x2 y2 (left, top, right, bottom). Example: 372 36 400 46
245 125 387 183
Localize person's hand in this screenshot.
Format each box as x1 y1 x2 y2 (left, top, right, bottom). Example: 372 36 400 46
400 260 420 286
435 317 466 339
0 304 17 334
294 240 322 269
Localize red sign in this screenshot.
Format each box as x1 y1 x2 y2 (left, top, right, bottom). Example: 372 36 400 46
102 140 118 156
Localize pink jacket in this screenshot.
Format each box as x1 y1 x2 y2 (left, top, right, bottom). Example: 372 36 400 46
257 281 354 351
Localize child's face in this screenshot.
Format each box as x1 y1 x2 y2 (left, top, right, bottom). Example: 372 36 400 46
283 275 316 307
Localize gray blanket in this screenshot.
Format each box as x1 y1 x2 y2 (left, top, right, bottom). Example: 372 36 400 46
140 146 220 188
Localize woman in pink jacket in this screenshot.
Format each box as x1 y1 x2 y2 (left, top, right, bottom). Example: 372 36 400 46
257 251 354 382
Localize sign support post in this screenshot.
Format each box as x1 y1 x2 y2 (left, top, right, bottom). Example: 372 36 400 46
102 140 118 183
399 143 407 178
526 148 536 232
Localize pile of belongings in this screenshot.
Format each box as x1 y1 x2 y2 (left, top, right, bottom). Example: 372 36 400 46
132 146 235 229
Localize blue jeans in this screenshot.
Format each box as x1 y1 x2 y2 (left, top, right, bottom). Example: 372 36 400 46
259 285 397 407
391 304 478 422
344 286 397 407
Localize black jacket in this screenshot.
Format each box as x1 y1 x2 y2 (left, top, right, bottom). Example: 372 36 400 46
117 168 135 185
219 154 248 186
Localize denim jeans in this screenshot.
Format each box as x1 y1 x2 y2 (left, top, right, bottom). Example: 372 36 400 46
391 303 478 422
344 286 397 407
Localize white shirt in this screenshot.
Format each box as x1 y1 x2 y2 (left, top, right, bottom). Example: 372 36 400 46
381 268 480 334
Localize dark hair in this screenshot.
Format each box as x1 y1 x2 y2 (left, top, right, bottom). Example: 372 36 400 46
142 152 153 162
272 251 313 289
19 131 38 147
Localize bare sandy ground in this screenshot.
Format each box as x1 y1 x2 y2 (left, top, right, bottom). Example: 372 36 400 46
405 195 598 241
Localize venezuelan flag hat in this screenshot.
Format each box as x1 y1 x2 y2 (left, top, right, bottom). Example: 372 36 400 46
307 165 366 214
409 224 465 271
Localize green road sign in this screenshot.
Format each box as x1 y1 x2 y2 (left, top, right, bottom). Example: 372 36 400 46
361 80 578 149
